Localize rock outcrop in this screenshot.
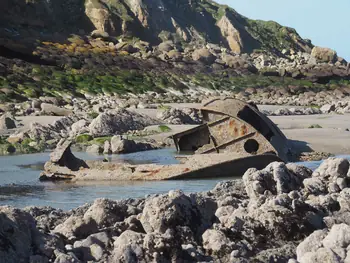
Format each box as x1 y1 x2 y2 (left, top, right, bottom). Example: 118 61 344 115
311 47 338 63
9 157 350 262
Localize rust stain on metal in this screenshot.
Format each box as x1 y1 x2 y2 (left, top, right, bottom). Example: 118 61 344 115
234 127 238 136
147 169 160 176
229 120 235 128
240 125 247 136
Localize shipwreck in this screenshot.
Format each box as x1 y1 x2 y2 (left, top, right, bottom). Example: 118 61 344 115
40 98 291 181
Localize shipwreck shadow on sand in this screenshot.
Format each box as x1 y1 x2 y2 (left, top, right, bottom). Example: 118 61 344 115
288 139 313 153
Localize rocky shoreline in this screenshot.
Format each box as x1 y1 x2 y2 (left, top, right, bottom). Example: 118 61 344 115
2 157 350 262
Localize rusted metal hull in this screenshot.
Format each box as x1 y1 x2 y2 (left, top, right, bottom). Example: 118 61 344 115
171 97 290 161
40 147 283 181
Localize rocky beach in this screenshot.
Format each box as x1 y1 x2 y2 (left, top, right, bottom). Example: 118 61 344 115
3 157 350 263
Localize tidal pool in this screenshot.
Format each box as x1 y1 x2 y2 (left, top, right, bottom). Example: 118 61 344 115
0 149 344 210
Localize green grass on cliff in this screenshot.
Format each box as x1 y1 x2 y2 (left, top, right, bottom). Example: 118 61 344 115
246 19 311 52
0 65 343 103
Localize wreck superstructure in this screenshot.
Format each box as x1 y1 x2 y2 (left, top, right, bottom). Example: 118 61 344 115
171 98 290 161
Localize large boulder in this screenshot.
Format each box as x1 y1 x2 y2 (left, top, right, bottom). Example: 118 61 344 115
222 54 253 70
0 206 36 262
111 230 145 262
297 224 350 263
140 190 216 237
41 103 72 116
91 30 109 39
53 215 98 239
296 229 328 260
71 119 89 136
311 46 338 63
192 48 216 64
202 229 233 255
0 114 16 130
88 109 158 137
28 122 56 141
110 136 158 154
156 107 202 125
83 198 127 228
242 162 309 200
320 104 335 114
303 158 350 195
86 144 103 154
158 41 174 52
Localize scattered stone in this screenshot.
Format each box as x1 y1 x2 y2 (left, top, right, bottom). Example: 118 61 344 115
110 135 158 154
192 48 216 64
320 104 336 114
41 103 72 116
156 107 202 124
86 144 103 154
0 114 16 129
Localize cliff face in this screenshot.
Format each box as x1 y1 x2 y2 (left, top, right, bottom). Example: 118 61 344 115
0 0 313 54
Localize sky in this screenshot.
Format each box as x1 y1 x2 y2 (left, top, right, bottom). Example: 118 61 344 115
216 0 350 60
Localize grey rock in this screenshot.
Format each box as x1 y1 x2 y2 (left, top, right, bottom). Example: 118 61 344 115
111 230 145 262
320 104 336 114
53 215 98 239
141 190 215 237
156 107 202 125
89 243 104 261
86 144 102 154
303 177 327 195
202 229 232 254
158 42 174 52
313 158 349 179
71 120 89 136
91 30 109 39
41 103 72 116
299 248 341 263
103 140 111 154
0 206 37 263
54 250 80 263
296 229 328 260
311 46 338 63
89 109 158 137
192 48 216 64
0 115 16 129
29 122 55 141
323 224 350 249
78 232 110 249
243 162 303 200
50 139 72 163
110 136 158 154
83 198 126 228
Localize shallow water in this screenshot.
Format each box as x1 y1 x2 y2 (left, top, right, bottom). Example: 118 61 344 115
0 150 347 210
